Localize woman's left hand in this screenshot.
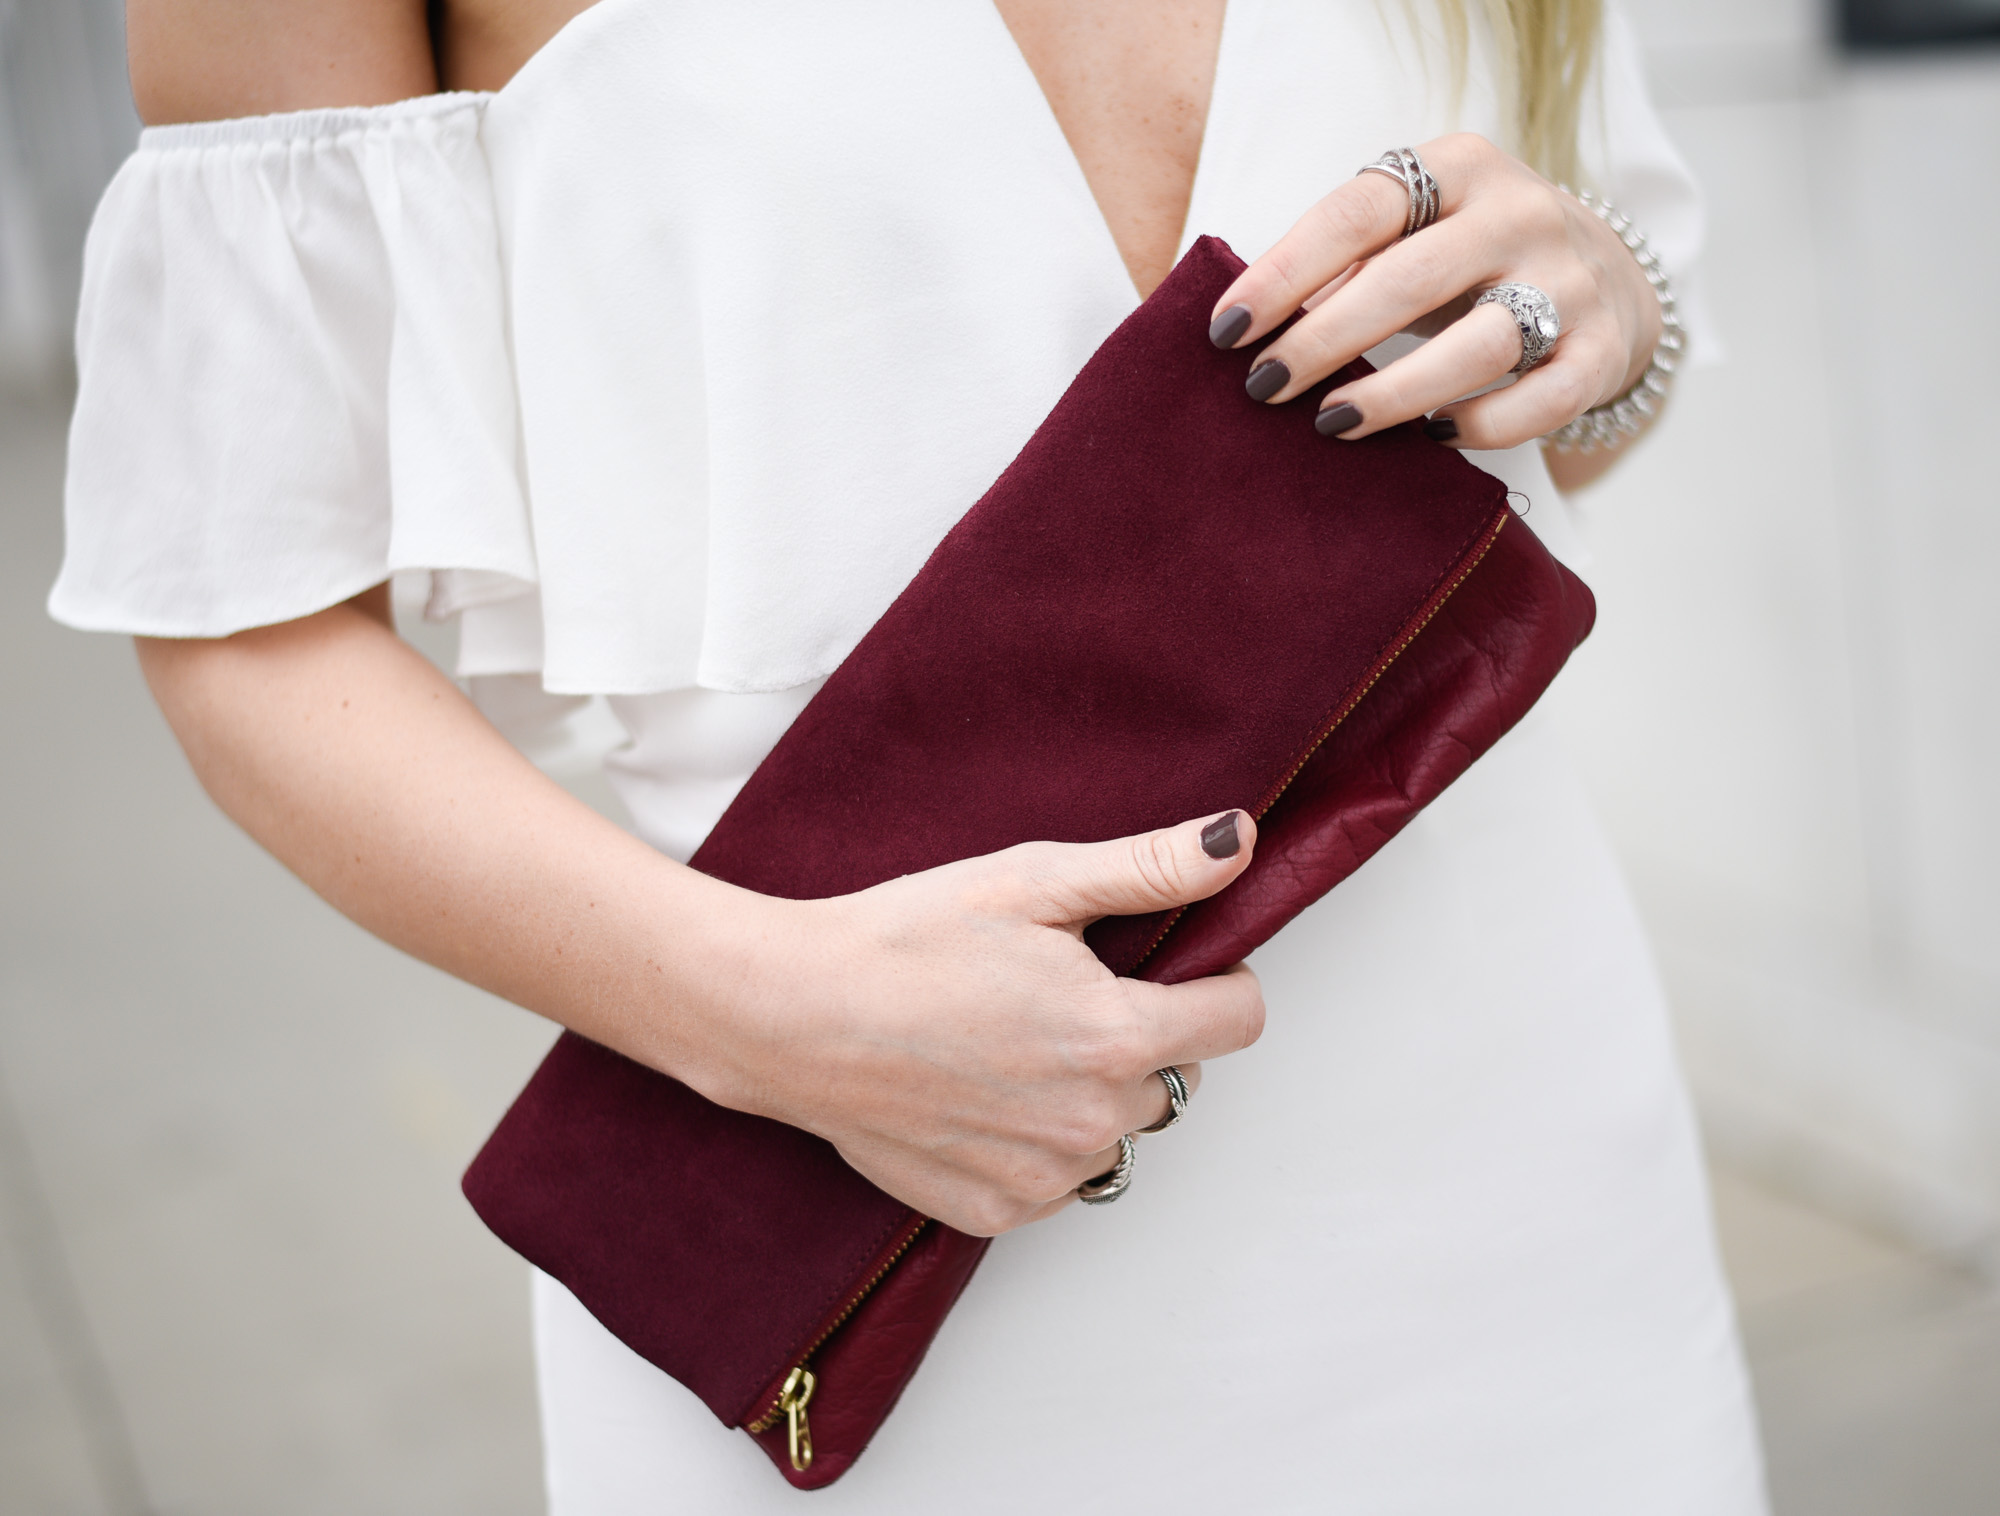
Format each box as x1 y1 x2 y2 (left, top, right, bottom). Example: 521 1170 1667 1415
1208 133 1660 453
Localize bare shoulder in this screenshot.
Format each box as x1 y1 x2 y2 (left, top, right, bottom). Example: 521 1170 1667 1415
125 0 605 122
432 0 601 92
127 0 438 125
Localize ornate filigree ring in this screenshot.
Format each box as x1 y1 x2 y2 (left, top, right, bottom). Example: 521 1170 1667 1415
1077 1133 1137 1206
1476 281 1562 372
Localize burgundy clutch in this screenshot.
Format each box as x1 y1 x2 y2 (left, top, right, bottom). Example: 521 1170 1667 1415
463 237 1595 1488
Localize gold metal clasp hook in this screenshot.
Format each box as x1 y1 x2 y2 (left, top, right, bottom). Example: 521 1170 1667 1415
779 1366 816 1472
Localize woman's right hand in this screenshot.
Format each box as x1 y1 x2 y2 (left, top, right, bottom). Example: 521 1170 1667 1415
137 599 1261 1240
680 811 1266 1238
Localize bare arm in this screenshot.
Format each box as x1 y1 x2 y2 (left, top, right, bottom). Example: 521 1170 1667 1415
118 2 1265 1237
127 0 437 122
135 589 762 1080
126 0 612 116
137 588 1264 1236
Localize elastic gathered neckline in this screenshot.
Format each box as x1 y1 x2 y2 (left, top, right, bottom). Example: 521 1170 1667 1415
138 91 492 154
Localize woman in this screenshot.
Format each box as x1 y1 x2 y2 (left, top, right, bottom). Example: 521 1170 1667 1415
54 0 1764 1509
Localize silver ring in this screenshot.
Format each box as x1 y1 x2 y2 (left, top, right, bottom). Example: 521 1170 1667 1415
1475 282 1561 372
1355 147 1440 239
1136 1066 1190 1134
1076 1134 1137 1206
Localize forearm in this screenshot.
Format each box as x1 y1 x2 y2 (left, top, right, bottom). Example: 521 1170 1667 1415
132 590 1267 1233
134 589 770 1083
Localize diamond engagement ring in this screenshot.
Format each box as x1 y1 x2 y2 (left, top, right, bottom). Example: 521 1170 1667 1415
1136 1065 1191 1134
1076 1133 1137 1206
1355 147 1441 239
1475 282 1561 372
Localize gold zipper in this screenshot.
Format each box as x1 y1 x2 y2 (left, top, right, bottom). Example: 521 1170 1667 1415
744 1217 929 1468
771 1366 815 1472
741 505 1509 1470
1129 506 1510 972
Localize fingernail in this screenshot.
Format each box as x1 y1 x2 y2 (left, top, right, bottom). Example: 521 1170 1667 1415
1208 302 1253 349
1315 401 1363 438
1423 416 1459 441
1200 811 1242 859
1245 360 1290 402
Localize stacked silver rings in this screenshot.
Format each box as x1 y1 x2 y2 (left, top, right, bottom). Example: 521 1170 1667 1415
1351 149 1682 451
1476 282 1562 373
1075 1066 1192 1206
1355 147 1441 239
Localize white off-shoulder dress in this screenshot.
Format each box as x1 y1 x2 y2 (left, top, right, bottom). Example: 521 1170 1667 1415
51 1 1767 1510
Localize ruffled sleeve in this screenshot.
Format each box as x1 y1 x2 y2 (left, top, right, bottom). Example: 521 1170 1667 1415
48 93 535 638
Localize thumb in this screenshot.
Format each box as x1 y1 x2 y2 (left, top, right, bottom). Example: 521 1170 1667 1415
1031 810 1257 924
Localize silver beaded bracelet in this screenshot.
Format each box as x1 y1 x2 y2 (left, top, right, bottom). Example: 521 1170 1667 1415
1544 187 1685 453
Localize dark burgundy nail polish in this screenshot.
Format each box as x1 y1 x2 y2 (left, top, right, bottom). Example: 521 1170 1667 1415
1208 303 1253 349
1244 360 1290 402
1423 416 1459 442
1200 811 1242 860
1315 402 1363 437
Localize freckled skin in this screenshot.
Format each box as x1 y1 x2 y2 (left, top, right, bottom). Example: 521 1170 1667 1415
992 0 1226 297
118 0 1653 1233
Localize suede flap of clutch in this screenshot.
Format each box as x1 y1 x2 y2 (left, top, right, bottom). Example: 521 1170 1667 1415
462 236 1597 1489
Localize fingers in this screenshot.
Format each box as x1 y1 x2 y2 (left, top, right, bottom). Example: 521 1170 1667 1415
1126 959 1264 1066
1309 302 1524 440
1240 216 1502 404
1023 809 1258 925
1012 1067 1203 1229
1208 134 1500 355
825 814 1266 1240
1118 1059 1202 1133
1207 173 1410 351
1429 326 1627 451
931 968 1254 1232
1302 296 1631 446
1011 1137 1128 1228
864 1128 1134 1236
1202 133 1656 449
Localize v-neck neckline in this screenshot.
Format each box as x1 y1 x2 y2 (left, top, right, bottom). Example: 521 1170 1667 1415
983 0 1236 304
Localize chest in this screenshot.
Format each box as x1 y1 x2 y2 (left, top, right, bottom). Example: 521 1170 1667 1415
442 0 1225 297
992 0 1225 293
459 0 1507 694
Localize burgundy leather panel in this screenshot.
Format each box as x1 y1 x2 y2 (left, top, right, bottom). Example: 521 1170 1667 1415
1145 513 1597 984
462 236 1593 1488
461 1033 917 1425
748 1225 992 1489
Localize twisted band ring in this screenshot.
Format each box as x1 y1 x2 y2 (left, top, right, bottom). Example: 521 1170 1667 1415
1355 147 1441 239
1076 1134 1137 1206
1136 1065 1191 1134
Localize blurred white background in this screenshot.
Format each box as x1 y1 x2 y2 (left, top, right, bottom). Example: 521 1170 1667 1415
2 0 1997 1511
0 1 131 389
1594 0 2000 1278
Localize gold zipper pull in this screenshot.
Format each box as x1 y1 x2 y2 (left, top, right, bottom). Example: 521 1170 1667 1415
779 1366 816 1472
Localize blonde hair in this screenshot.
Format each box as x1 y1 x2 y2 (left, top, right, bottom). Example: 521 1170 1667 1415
1428 0 1602 186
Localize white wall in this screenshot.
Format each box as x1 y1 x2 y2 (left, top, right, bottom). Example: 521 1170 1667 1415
1559 0 2000 1260
0 0 136 390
